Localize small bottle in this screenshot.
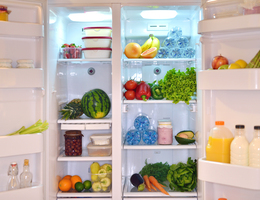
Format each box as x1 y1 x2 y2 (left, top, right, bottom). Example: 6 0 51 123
206 121 233 163
7 162 20 190
230 125 249 166
20 159 33 188
157 119 173 145
249 126 260 168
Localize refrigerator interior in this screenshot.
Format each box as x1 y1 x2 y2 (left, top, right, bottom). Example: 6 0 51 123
198 16 260 200
0 0 45 199
120 5 200 198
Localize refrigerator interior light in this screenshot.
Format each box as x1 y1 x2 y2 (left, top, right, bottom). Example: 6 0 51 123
140 10 177 19
68 12 112 22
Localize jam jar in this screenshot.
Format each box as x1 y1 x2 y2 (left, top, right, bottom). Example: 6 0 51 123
64 130 83 156
157 119 173 145
0 5 11 21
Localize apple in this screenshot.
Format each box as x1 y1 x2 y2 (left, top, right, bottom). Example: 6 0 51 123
212 55 229 70
218 64 229 70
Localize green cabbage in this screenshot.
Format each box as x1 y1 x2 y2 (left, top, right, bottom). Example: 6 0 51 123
167 157 197 192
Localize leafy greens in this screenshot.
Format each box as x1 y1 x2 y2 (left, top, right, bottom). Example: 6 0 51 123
158 67 196 104
167 157 197 192
139 159 170 185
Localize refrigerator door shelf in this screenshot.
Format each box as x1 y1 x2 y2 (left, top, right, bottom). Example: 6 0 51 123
57 58 112 63
57 150 112 161
198 13 260 34
198 158 260 190
124 100 197 104
57 190 112 198
198 69 260 90
0 134 43 157
0 185 43 200
123 176 197 198
0 68 44 88
0 21 43 38
123 58 196 64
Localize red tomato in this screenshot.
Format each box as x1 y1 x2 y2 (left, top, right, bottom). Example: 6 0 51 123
124 80 137 90
124 90 135 100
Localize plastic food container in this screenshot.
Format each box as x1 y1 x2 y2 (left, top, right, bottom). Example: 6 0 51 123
83 26 112 37
64 130 83 156
91 172 112 192
0 5 11 21
0 59 12 68
82 36 112 48
60 47 82 59
243 6 260 15
17 59 34 68
82 48 112 59
202 0 244 19
87 143 112 156
90 133 112 145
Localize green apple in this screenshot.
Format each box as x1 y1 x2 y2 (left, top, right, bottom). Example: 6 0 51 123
218 64 229 70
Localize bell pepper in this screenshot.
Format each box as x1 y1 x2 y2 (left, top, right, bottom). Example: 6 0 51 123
135 81 151 101
151 84 164 100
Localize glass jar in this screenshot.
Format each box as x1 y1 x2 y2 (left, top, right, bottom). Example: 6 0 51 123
64 130 83 156
0 5 11 21
157 119 173 145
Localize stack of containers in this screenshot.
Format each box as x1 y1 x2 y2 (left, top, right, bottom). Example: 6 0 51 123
87 133 112 156
82 27 112 58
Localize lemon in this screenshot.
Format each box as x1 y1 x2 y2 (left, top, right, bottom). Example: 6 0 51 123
228 63 241 69
235 59 247 68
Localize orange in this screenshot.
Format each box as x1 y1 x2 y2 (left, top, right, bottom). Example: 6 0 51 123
141 47 157 59
71 175 82 189
62 175 72 180
58 178 72 192
124 43 142 58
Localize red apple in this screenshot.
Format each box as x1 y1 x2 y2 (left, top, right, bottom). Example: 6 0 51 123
212 55 229 70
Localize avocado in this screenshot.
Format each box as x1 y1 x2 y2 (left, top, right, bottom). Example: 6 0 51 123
175 130 195 145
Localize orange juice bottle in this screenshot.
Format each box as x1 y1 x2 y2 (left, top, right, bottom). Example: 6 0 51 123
206 121 234 163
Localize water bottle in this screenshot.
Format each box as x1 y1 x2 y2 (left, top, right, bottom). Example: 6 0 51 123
206 121 234 163
249 126 260 168
230 125 249 166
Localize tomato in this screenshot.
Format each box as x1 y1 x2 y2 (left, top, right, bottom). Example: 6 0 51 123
124 90 135 100
124 80 137 90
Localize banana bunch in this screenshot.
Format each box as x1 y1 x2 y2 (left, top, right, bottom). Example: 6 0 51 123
141 34 160 53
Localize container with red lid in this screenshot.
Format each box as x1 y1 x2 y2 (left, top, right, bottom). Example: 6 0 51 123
83 26 112 37
82 36 112 48
0 5 11 21
82 47 112 59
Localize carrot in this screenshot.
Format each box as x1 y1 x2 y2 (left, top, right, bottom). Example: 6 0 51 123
149 176 169 196
143 175 151 190
150 183 157 191
159 183 166 187
145 185 151 192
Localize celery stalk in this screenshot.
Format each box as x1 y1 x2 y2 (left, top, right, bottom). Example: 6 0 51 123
19 120 49 135
6 126 26 136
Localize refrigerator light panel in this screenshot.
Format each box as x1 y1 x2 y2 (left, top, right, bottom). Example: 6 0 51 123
68 12 112 22
140 10 177 19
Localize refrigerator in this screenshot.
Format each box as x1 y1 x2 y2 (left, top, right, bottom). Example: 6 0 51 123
0 0 260 200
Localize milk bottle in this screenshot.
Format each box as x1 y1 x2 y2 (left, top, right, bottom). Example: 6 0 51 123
230 125 249 166
249 126 260 168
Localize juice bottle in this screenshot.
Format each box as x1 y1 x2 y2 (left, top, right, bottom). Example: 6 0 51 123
230 125 249 166
249 126 260 168
206 121 234 163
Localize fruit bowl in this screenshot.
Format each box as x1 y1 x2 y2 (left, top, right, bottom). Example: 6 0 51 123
91 172 112 192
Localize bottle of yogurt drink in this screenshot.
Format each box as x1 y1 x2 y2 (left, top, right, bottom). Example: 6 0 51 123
157 119 173 144
249 126 260 168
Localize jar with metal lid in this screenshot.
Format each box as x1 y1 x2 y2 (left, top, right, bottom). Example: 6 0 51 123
157 119 173 145
0 5 11 21
17 59 34 68
64 130 83 156
0 59 12 68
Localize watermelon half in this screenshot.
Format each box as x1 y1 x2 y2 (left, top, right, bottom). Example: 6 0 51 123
81 89 111 119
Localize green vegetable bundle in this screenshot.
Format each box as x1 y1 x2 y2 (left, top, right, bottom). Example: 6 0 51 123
158 67 196 104
139 159 170 185
167 157 197 192
6 119 49 136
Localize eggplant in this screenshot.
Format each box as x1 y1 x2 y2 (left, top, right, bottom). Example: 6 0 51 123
130 173 145 191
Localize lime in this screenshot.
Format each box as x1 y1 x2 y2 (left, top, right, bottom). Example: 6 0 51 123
83 180 92 190
75 182 84 192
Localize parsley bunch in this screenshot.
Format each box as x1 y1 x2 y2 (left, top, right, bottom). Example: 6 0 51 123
158 67 196 104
